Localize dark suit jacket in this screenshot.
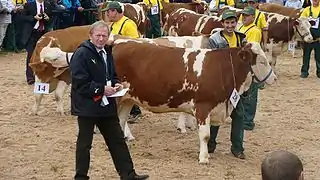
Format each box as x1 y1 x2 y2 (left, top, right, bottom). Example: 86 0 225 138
21 1 53 47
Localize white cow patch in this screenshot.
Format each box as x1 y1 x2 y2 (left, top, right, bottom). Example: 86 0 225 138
182 48 194 69
193 49 210 77
177 8 198 15
114 38 156 45
131 4 146 23
266 12 286 24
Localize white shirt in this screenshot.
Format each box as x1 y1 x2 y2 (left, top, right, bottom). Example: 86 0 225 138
33 1 44 29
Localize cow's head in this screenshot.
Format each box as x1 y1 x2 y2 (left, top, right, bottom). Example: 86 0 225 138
294 17 314 43
240 42 277 85
40 41 70 68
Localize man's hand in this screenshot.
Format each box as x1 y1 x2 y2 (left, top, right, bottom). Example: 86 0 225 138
34 14 42 21
43 13 49 20
104 85 116 96
78 7 84 11
115 83 123 91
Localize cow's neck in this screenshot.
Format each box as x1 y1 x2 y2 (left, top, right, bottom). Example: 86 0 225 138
269 18 295 43
221 48 253 94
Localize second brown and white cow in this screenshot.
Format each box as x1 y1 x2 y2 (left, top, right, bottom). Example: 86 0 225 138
163 8 222 36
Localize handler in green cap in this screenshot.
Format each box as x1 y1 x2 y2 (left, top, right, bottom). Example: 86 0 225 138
207 9 247 159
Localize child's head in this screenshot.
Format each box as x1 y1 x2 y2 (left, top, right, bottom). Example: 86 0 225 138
261 150 304 180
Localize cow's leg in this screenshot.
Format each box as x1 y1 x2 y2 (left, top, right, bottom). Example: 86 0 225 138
32 77 44 115
198 115 211 164
54 80 68 115
118 100 135 141
185 114 196 131
177 113 196 133
32 93 44 115
177 113 187 133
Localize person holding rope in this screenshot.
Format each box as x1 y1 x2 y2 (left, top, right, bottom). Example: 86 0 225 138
104 1 143 121
238 0 268 51
238 0 268 130
207 9 247 159
237 6 262 131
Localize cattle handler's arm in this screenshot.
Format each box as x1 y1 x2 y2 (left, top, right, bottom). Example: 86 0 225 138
69 49 105 98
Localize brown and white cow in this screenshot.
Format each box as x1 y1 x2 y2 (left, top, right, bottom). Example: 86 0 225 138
29 25 91 115
41 39 276 164
262 12 313 68
161 1 208 22
163 8 222 36
258 3 303 18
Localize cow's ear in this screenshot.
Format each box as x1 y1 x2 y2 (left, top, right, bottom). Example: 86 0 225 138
238 50 252 63
293 20 300 26
242 42 252 51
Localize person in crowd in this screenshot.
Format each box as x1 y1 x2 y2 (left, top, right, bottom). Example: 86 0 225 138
69 20 149 180
105 1 143 121
21 0 52 85
209 0 234 12
0 0 15 51
143 0 169 38
261 150 304 180
207 10 247 159
237 6 263 135
299 0 320 78
238 0 268 130
59 0 84 28
285 0 303 9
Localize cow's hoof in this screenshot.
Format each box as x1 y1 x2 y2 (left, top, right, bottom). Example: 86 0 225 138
177 128 187 134
125 136 135 141
187 126 197 131
199 159 209 164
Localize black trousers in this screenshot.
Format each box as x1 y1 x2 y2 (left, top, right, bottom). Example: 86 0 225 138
75 116 134 180
25 30 45 82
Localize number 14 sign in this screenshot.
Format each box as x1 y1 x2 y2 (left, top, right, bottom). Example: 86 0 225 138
34 82 50 94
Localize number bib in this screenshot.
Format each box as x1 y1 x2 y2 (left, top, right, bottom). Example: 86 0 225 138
310 18 319 29
150 5 159 15
218 4 224 9
34 82 50 94
229 88 240 108
288 41 296 52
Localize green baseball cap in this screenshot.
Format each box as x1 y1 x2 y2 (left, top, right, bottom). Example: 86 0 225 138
104 1 122 11
221 10 237 20
242 6 255 15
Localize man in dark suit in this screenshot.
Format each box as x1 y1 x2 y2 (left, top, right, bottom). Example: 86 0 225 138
70 20 149 180
21 0 52 85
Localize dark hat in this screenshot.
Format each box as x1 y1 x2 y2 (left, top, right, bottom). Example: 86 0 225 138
222 10 237 20
242 6 255 15
104 1 122 12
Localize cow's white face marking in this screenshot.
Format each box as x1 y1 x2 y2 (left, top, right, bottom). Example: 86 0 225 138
296 17 313 43
249 42 277 85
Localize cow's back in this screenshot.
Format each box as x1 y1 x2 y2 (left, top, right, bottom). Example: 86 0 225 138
113 40 194 107
164 8 221 36
258 3 301 18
